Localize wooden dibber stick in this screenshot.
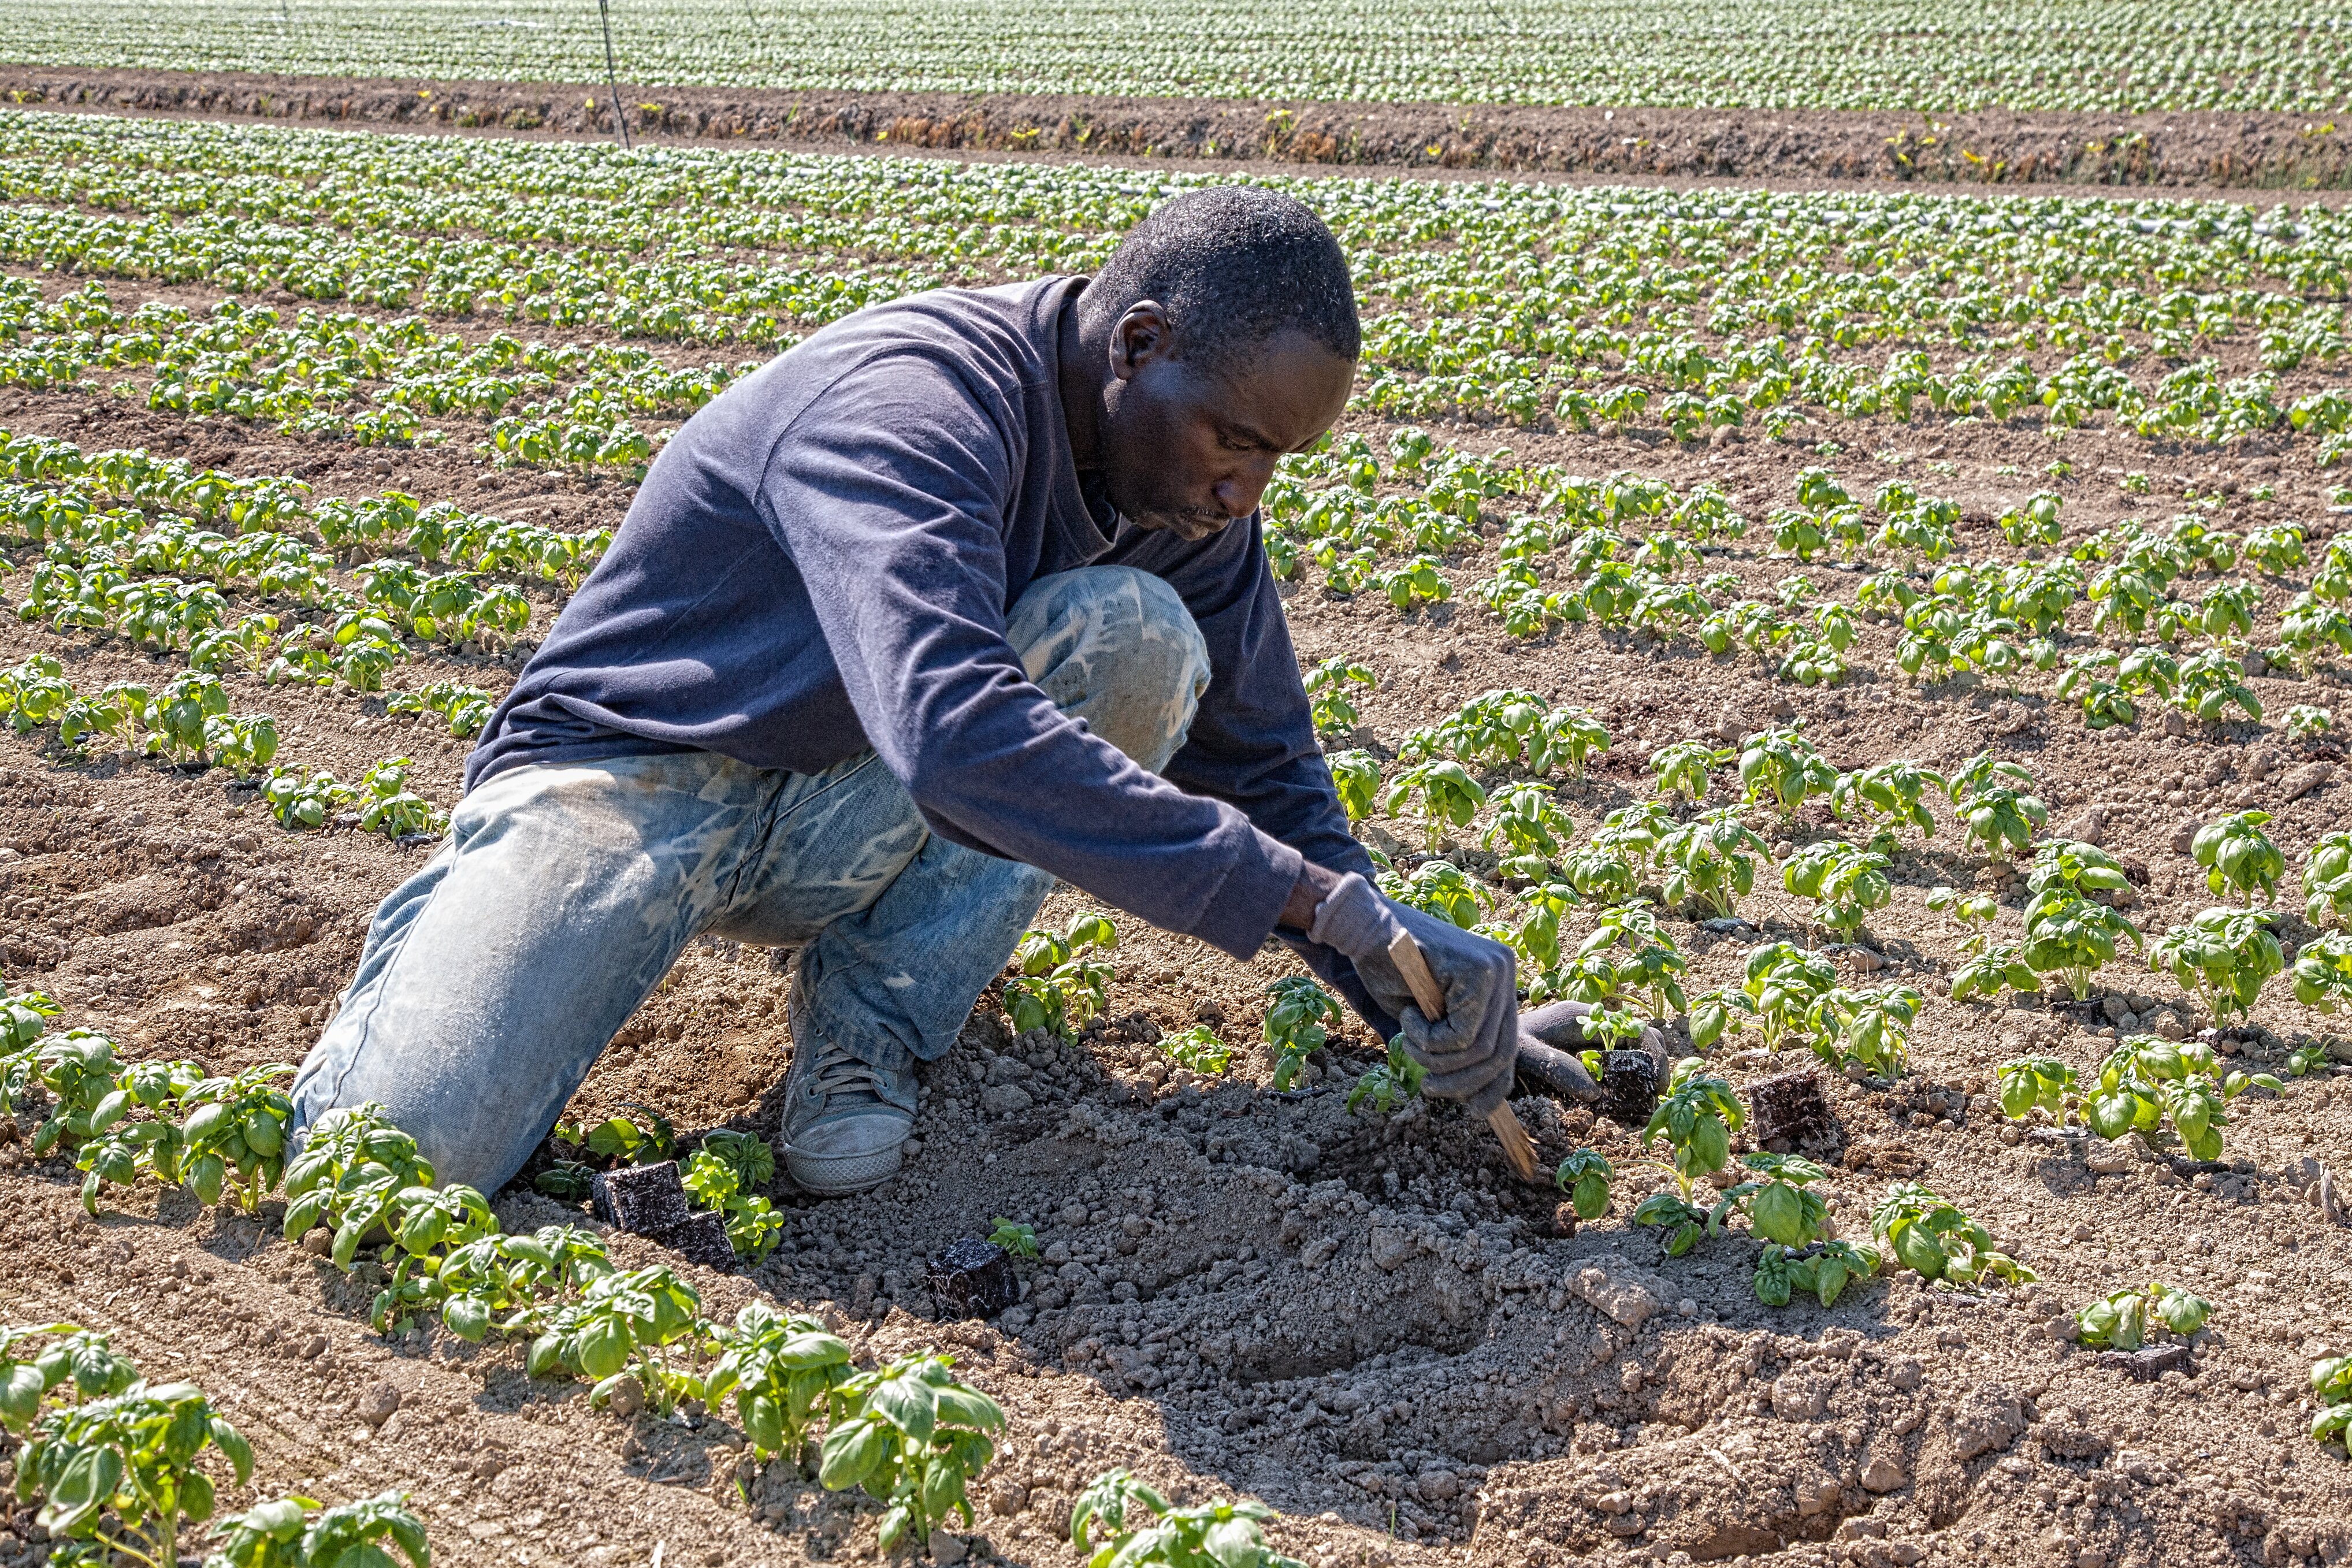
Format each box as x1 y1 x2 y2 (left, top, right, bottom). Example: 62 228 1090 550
1385 931 1540 1181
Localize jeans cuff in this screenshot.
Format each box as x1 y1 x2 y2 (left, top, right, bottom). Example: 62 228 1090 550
794 980 926 1076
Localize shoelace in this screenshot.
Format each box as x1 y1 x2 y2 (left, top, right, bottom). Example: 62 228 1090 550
798 1049 883 1106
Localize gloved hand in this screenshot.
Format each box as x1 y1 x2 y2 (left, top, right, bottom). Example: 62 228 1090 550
1512 999 1673 1103
1306 872 1518 1112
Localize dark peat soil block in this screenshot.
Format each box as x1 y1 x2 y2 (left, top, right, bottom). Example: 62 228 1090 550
592 1160 692 1234
1748 1070 1836 1146
649 1210 738 1270
1596 1051 1659 1124
2100 1344 2192 1381
929 1236 1019 1318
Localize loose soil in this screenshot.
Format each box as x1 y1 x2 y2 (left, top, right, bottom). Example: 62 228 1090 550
2 154 2352 1568
6 65 2352 193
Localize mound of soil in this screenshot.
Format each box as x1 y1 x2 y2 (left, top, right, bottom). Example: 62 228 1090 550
5 65 2352 191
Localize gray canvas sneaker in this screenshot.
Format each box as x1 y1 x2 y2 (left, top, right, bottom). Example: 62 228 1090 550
779 998 917 1195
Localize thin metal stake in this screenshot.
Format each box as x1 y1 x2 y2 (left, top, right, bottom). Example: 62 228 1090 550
596 0 631 151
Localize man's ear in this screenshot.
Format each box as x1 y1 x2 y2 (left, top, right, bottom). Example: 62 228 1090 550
1110 300 1173 383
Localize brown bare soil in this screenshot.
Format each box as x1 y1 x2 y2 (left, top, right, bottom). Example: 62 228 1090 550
2 278 2352 1568
6 64 2352 192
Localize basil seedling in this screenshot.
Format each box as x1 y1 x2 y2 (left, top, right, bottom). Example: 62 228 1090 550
704 1303 853 1465
818 1354 1006 1556
1553 1149 1614 1220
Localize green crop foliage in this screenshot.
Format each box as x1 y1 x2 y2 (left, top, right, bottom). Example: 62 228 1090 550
1655 808 1768 919
986 1218 1040 1259
1154 1025 1232 1075
1008 912 1118 1042
1071 1469 1303 1568
1948 753 2046 864
2174 651 2263 725
435 1225 614 1344
1997 490 2064 548
2314 1357 2352 1448
1632 1190 1710 1257
1481 781 1576 879
2082 1034 2279 1160
1996 1056 2078 1120
1709 1151 1831 1249
16 1376 253 1568
2152 907 2286 1025
262 766 354 832
704 1303 854 1466
1347 1034 1428 1116
2027 839 2134 902
2285 704 2335 738
1302 656 1376 740
1422 689 1608 779
1324 749 1381 823
28 1030 127 1157
525 1265 710 1415
2076 1282 2213 1350
1808 984 1923 1077
1641 1060 1745 1197
1758 1239 1882 1309
1380 859 1495 932
1553 1149 1614 1220
1737 725 1838 820
1871 1184 2032 1288
1263 976 1344 1090
1649 740 1727 804
74 1060 203 1217
1783 839 1893 939
278 1102 437 1267
818 1355 1005 1556
2192 811 2284 905
1926 885 2001 955
2292 931 2352 1013
9 1 2352 118
697 1128 775 1191
2243 524 2308 573
385 680 495 740
203 1491 430 1568
553 1106 676 1166
1690 941 1838 1054
1381 759 1487 851
1830 759 1946 849
2019 885 2143 1003
682 1149 785 1262
0 1325 138 1436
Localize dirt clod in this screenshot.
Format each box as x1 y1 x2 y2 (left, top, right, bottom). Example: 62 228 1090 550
357 1381 402 1428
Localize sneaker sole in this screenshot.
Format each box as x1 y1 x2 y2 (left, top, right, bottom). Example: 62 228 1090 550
782 1138 907 1195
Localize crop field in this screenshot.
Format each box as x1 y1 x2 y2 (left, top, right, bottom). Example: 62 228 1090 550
1 96 2351 1568
4 0 2351 113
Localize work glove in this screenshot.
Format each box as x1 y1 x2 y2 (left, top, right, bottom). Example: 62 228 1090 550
1512 999 1669 1103
1306 872 1518 1113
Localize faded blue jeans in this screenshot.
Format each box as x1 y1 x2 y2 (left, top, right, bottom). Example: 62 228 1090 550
289 566 1212 1194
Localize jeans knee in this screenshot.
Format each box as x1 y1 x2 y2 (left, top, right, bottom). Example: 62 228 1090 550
1007 566 1210 770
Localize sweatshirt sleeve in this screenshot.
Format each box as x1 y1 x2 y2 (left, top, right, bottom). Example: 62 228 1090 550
1117 513 1377 883
757 356 1302 960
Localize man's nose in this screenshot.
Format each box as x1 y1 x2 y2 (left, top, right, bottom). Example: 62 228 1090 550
1213 464 1275 518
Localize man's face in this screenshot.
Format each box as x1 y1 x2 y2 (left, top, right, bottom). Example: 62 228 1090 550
1094 309 1356 542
